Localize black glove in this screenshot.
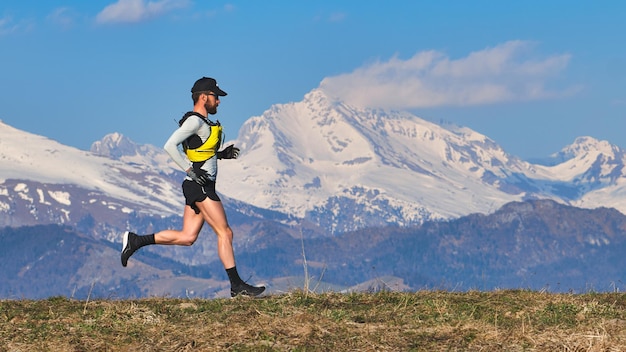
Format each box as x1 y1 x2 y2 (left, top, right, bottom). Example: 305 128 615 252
217 145 240 159
187 168 209 186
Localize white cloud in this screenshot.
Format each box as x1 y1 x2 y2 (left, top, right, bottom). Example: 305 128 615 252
320 40 581 109
96 0 190 24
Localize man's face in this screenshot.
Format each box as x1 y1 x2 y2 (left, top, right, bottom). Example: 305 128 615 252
204 92 219 115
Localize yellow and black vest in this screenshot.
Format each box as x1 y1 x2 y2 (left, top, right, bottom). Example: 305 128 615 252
178 112 223 162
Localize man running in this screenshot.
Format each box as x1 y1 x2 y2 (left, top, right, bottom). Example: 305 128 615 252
121 77 265 298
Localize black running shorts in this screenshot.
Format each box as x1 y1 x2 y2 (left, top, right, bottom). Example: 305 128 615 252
182 179 221 214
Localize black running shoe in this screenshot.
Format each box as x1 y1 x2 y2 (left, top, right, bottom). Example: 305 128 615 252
121 231 137 267
231 282 266 297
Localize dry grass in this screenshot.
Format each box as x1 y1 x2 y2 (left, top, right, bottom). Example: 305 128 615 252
2 290 626 351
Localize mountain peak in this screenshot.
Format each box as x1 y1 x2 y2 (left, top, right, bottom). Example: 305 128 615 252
91 133 137 159
554 136 621 161
303 88 334 105
90 133 180 174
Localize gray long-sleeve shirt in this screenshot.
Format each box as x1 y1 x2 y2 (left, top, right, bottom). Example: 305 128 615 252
163 114 219 181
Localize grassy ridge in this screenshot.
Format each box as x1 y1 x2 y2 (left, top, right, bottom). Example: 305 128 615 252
2 290 626 351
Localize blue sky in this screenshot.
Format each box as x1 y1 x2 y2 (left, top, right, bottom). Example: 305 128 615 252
1 1 624 159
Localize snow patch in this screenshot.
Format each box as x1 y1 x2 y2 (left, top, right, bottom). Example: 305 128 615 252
48 191 71 206
17 192 33 202
37 189 51 205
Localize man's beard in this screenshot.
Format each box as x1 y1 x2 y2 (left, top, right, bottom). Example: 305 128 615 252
205 103 217 115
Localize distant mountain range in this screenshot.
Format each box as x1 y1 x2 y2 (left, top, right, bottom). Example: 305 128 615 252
2 86 626 297
3 88 626 236
219 89 626 233
4 199 626 299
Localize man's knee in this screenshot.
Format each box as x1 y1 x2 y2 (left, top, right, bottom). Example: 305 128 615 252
180 232 199 246
214 226 233 239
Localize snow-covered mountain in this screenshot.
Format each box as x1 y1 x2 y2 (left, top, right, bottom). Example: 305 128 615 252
214 88 626 232
2 87 626 236
0 121 184 241
0 122 184 213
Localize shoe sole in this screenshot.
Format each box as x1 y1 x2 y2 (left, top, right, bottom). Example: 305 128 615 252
231 287 266 298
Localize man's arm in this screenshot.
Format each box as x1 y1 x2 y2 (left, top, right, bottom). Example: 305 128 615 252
163 118 202 171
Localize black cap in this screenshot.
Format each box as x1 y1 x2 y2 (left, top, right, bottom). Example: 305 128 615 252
191 77 227 96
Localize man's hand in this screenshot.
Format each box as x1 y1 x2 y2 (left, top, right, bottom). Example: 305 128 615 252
217 145 240 159
187 168 210 186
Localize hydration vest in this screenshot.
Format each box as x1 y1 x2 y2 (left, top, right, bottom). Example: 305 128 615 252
178 111 223 162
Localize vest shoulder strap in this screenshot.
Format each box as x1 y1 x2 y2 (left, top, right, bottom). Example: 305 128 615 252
178 111 220 127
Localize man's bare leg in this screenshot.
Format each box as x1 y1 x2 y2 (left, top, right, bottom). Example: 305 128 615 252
196 197 265 297
154 206 204 246
196 197 235 268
